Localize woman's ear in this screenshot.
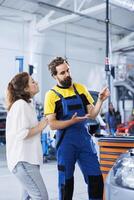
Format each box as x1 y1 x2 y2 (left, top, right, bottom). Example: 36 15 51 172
24 86 29 92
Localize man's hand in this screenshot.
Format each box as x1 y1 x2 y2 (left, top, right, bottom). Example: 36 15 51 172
98 87 110 102
71 112 90 123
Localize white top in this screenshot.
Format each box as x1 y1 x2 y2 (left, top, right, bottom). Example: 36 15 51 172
6 99 43 172
96 114 106 126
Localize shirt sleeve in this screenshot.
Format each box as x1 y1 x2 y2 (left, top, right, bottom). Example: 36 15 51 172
14 100 30 140
44 91 56 115
80 84 94 105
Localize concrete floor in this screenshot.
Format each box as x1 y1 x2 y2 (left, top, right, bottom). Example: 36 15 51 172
0 145 89 200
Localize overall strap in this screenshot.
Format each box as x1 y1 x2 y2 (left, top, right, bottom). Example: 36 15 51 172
73 84 79 95
50 88 66 150
73 84 86 113
51 89 63 99
51 85 78 97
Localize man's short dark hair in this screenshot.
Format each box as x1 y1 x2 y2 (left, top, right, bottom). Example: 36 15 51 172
48 57 69 76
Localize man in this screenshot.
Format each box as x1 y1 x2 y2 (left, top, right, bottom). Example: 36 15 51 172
44 57 110 200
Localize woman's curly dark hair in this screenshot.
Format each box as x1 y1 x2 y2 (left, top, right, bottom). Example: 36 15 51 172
6 72 31 110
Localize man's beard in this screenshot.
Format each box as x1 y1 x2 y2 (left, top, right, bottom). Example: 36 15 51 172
60 76 72 88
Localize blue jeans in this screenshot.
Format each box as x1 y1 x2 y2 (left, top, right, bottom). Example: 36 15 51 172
12 162 48 200
110 128 116 136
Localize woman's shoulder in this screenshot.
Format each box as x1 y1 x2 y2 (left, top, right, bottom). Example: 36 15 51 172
10 99 28 111
14 99 28 106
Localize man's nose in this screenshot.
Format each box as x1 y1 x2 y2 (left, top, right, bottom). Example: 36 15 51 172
65 71 70 77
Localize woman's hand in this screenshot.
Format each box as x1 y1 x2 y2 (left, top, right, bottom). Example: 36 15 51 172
38 117 48 132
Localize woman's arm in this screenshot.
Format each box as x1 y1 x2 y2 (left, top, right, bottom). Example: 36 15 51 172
25 118 48 139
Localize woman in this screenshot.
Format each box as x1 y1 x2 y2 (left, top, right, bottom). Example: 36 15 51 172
105 102 117 136
6 72 49 200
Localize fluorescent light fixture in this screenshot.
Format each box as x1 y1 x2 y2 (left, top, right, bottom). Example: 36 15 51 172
110 0 134 11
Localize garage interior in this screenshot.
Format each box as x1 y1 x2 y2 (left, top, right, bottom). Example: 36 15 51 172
0 0 134 199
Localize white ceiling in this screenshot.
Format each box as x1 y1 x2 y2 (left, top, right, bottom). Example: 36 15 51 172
0 0 134 51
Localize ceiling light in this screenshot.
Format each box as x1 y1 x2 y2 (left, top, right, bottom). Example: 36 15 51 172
111 0 134 11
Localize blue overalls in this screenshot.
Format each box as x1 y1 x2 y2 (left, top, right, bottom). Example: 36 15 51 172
51 85 103 200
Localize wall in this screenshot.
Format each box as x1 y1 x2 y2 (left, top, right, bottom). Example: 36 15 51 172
0 19 106 107
40 29 106 103
0 19 29 101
